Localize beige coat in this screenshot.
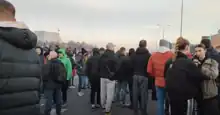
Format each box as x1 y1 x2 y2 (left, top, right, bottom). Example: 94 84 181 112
201 58 219 99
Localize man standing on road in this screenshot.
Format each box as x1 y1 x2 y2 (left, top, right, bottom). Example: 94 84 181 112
0 1 41 115
99 47 105 55
201 38 220 110
99 43 119 115
58 49 72 106
131 40 151 115
85 48 101 109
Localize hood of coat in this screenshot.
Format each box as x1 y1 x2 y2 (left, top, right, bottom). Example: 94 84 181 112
0 21 37 49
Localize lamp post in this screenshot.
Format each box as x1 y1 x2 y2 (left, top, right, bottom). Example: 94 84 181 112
155 24 171 49
58 28 60 34
157 24 171 39
180 0 184 37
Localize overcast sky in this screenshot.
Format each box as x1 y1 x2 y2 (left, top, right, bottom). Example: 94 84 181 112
8 0 220 49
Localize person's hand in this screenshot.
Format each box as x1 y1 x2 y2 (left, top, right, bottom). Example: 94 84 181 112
193 59 200 66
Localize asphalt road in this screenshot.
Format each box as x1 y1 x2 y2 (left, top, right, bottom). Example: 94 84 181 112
41 88 157 115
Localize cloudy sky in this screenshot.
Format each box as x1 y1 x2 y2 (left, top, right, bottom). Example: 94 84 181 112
8 0 220 50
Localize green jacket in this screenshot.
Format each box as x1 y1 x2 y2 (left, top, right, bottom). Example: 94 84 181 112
58 49 72 80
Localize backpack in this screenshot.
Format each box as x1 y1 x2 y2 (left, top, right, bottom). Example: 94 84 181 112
49 62 66 83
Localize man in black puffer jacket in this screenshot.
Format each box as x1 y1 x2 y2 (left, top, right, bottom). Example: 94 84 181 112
0 1 41 115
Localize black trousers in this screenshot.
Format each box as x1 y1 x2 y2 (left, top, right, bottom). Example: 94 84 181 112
218 87 220 110
128 80 133 106
61 80 69 103
169 90 204 115
194 91 204 115
203 96 219 115
151 79 157 101
90 78 100 105
169 95 187 115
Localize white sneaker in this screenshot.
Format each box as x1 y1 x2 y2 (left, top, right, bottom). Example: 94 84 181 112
69 86 76 89
91 104 96 109
77 92 84 96
96 104 101 108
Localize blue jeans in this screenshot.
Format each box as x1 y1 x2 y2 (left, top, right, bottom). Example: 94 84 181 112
115 81 128 103
78 75 82 92
156 87 165 115
81 76 88 88
133 75 148 115
44 88 62 115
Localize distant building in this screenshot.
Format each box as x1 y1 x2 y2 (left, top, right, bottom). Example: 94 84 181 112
34 31 62 43
210 34 220 49
201 36 210 40
201 30 220 49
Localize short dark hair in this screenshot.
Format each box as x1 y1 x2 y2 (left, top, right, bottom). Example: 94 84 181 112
0 0 15 17
99 47 105 51
128 48 135 56
120 47 126 51
139 40 147 48
201 38 211 49
92 48 100 55
195 44 206 49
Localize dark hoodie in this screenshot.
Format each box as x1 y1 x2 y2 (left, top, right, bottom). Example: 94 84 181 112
0 22 41 115
115 53 133 81
85 48 100 80
131 47 151 77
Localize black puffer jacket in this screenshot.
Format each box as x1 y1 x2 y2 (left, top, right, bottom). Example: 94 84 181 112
0 23 41 115
131 47 151 77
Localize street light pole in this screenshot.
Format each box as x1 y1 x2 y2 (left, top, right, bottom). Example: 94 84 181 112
58 28 60 34
180 0 184 37
157 24 170 39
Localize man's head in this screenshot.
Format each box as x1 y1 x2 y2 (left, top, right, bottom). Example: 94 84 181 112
35 47 43 55
92 48 100 56
201 38 211 49
48 51 58 60
0 0 16 21
57 49 66 58
139 40 147 48
159 39 170 49
128 48 135 56
99 47 105 54
58 52 64 58
195 44 206 59
119 47 126 55
106 43 115 51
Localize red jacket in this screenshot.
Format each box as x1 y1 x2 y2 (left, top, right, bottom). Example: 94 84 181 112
147 50 173 87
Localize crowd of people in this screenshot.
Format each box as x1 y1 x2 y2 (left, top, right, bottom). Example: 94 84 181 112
0 1 220 115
